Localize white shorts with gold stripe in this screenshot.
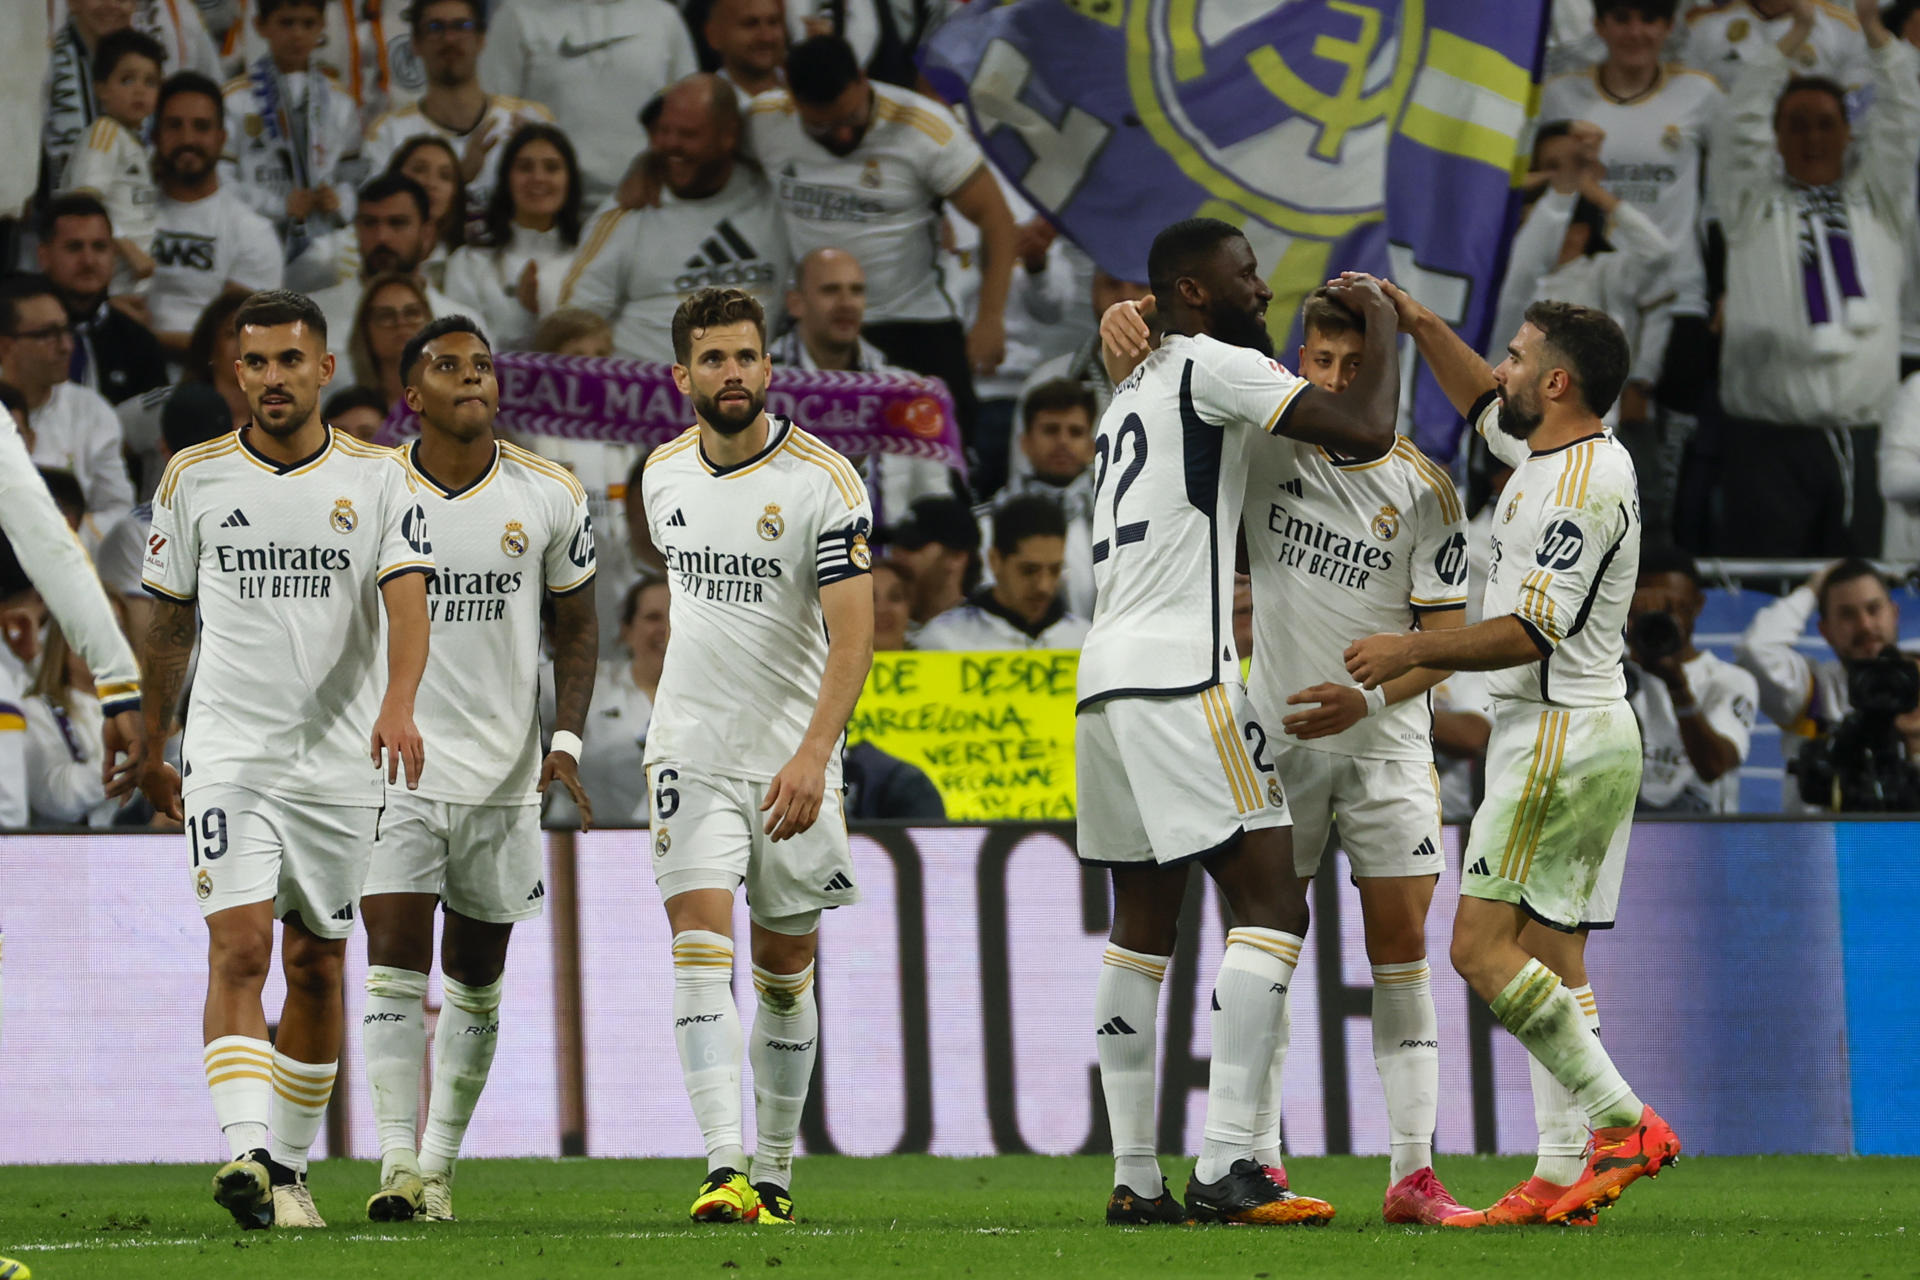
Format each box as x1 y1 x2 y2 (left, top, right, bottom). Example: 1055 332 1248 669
1461 700 1641 931
1271 740 1444 880
1075 682 1290 866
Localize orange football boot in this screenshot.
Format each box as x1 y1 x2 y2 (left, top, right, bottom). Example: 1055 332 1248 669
1545 1105 1680 1222
1441 1177 1598 1228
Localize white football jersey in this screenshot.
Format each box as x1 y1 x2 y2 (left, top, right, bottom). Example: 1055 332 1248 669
1472 392 1641 709
397 440 596 806
744 82 985 324
1537 64 1724 315
148 187 284 334
143 427 434 806
1684 1 1869 91
60 118 159 285
1244 435 1468 761
1077 333 1309 708
642 417 873 785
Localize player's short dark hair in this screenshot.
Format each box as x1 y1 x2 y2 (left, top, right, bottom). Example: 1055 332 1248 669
358 171 432 223
0 274 62 335
1818 559 1891 618
672 288 766 364
1638 542 1702 588
162 382 237 454
37 191 113 241
1776 75 1850 128
322 384 390 422
1301 285 1363 340
400 313 491 388
1592 0 1677 21
786 34 863 105
257 0 327 19
1147 217 1245 302
233 289 329 345
36 467 86 525
991 493 1068 557
0 382 24 419
1521 300 1629 418
620 575 669 628
155 70 223 121
405 0 484 34
1021 378 1095 433
93 27 166 84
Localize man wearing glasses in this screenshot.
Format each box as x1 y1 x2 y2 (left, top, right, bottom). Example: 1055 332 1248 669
0 274 135 538
363 0 554 219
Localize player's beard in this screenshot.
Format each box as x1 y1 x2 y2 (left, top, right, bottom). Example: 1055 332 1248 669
1495 384 1541 438
1211 299 1275 356
695 384 765 436
253 388 316 436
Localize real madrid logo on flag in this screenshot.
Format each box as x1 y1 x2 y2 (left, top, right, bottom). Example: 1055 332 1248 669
1371 504 1401 541
331 497 357 534
501 520 529 557
758 503 785 541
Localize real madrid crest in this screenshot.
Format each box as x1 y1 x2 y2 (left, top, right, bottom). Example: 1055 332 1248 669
331 497 357 534
860 158 883 189
243 112 265 139
1662 123 1683 151
195 868 213 901
501 520 529 557
1504 490 1523 523
1371 504 1401 541
655 826 671 857
851 532 872 571
1267 777 1284 808
758 503 785 541
1727 17 1749 41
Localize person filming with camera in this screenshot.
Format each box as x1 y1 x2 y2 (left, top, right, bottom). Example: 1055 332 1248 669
1736 558 1920 811
1627 548 1760 813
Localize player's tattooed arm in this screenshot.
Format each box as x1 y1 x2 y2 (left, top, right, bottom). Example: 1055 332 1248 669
135 596 198 820
540 585 599 829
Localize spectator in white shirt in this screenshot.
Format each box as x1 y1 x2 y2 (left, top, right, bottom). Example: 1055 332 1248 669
706 0 787 105
878 493 979 627
442 122 585 350
1707 0 1920 555
915 493 1090 650
307 172 461 360
0 276 134 537
1626 546 1760 812
1882 368 1920 560
24 617 122 826
979 378 1095 617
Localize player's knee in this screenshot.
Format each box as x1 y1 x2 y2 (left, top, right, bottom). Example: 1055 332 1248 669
1363 918 1427 966
1447 928 1487 986
207 932 272 988
281 942 345 995
442 950 506 989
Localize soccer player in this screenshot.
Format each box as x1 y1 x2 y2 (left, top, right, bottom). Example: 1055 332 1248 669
137 289 433 1231
1344 278 1680 1226
1080 219 1398 1226
1241 288 1471 1224
641 287 874 1225
359 315 599 1223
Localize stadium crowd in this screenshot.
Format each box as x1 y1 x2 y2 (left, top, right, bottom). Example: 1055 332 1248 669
0 0 1916 826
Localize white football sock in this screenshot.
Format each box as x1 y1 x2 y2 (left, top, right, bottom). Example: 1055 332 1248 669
1250 993 1291 1172
1195 928 1301 1185
1095 944 1169 1196
203 1035 272 1159
748 962 818 1191
1372 960 1439 1184
420 975 502 1177
362 965 429 1180
1493 961 1640 1130
267 1051 337 1173
672 930 745 1173
1531 982 1600 1185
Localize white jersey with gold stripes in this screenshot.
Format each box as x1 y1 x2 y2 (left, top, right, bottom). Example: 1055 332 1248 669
1683 0 1869 93
398 440 595 806
1244 434 1468 761
142 426 433 806
1077 332 1309 709
59 118 159 282
642 417 873 786
1471 392 1640 709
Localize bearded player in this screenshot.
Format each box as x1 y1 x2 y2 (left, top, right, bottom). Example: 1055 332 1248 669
359 315 599 1223
642 287 874 1225
1345 277 1680 1226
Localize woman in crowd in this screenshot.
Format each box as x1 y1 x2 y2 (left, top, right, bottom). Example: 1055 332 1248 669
346 273 434 411
442 123 586 351
388 134 469 290
23 619 117 827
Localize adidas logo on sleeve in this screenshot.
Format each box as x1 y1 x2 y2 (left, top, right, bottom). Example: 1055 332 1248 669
666 508 687 527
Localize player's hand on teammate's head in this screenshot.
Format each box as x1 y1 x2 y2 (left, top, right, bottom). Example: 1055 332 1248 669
370 708 426 789
1336 273 1421 334
761 752 827 842
539 750 593 831
101 709 146 799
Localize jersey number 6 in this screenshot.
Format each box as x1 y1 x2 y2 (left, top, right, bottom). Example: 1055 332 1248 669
1091 413 1150 564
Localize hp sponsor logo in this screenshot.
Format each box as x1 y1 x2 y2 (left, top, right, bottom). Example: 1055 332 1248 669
1433 531 1468 586
1535 519 1585 570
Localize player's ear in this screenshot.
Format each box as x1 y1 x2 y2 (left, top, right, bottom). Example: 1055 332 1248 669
402 384 424 415
318 351 336 387
670 362 692 396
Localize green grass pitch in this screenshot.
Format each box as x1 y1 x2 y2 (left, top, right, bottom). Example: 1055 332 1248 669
1 1156 1915 1279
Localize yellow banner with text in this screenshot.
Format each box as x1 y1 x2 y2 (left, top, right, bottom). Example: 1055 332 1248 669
846 651 1079 821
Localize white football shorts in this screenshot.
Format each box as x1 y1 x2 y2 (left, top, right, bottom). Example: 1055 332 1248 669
1075 682 1290 866
362 791 546 923
645 761 857 932
185 784 377 941
1270 740 1445 880
1461 700 1641 931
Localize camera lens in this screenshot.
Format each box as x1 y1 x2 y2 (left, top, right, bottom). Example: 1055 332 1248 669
1632 610 1683 660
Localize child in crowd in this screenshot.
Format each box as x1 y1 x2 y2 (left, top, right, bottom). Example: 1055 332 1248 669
60 29 166 297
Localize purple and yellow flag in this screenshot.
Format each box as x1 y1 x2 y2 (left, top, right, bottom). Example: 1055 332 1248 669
922 0 1548 460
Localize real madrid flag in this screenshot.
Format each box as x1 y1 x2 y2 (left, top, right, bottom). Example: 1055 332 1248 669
921 0 1549 461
